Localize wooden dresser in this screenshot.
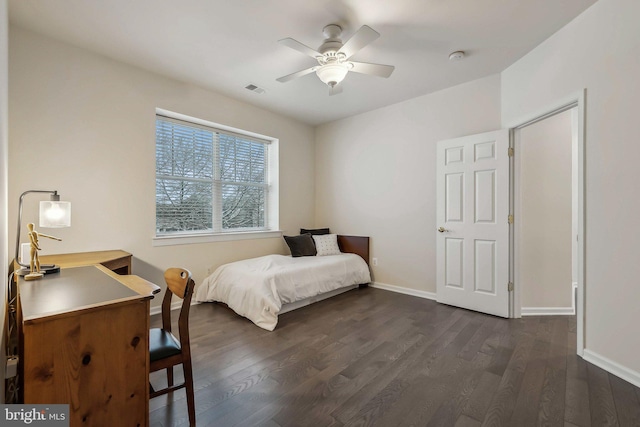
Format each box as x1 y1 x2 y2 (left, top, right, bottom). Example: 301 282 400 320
16 251 159 426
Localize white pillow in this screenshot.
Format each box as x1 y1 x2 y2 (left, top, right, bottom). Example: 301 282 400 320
312 234 342 256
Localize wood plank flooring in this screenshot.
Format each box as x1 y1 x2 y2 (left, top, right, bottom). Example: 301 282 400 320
149 287 640 427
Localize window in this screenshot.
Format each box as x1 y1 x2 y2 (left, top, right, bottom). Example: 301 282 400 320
155 111 278 243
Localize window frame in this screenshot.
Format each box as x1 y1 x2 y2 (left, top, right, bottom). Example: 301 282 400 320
153 109 280 246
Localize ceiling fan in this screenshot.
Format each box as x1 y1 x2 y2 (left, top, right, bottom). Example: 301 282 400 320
276 24 395 95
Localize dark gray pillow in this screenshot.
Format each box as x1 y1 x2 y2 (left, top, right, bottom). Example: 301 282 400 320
284 234 317 257
300 228 330 236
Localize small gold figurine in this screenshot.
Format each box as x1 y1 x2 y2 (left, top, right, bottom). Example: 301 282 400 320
25 222 62 281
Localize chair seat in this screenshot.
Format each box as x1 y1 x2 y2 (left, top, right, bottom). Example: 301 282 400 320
149 328 181 362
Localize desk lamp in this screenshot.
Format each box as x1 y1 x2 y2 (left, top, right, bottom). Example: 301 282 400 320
15 190 71 275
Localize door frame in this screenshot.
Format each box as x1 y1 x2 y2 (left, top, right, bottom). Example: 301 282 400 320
505 89 586 356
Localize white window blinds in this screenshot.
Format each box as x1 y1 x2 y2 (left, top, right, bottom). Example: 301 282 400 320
155 115 269 235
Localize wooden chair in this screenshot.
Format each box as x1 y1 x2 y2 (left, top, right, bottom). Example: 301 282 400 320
149 268 196 426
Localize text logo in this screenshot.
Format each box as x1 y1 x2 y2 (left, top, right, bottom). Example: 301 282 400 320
2 405 69 426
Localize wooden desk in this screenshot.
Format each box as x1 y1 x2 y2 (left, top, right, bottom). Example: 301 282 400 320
39 249 133 275
18 263 159 426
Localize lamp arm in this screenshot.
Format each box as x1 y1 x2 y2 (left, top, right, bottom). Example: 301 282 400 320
15 190 58 267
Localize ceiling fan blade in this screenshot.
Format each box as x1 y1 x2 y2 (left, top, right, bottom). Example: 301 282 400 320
349 61 395 78
278 38 322 59
276 66 319 83
329 84 343 96
338 25 380 59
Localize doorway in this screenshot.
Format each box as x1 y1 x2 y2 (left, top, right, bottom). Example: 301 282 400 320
514 107 577 316
507 90 586 356
435 91 586 355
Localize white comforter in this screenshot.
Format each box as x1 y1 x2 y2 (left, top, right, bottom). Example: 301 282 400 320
195 253 371 331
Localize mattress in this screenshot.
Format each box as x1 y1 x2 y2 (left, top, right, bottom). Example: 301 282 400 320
195 253 371 330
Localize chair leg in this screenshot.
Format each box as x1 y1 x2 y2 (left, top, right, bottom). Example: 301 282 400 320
166 366 174 387
183 357 196 426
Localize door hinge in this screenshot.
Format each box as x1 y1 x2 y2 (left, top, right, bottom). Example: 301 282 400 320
508 147 514 157
508 282 514 292
508 214 514 224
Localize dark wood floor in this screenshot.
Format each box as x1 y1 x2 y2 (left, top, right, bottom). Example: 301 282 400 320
149 287 640 427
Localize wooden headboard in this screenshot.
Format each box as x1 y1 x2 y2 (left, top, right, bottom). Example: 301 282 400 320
337 235 370 265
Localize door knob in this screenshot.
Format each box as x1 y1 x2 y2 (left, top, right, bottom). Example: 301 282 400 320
438 227 447 233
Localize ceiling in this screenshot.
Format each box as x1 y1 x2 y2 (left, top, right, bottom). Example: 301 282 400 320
8 0 598 126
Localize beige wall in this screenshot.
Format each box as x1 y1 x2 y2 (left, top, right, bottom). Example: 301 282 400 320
517 109 573 310
502 0 640 375
8 0 640 390
315 74 502 294
8 27 315 308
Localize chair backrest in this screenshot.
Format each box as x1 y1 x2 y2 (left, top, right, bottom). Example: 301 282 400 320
165 268 193 299
161 268 195 339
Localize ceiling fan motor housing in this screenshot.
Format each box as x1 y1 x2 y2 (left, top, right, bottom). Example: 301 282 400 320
319 24 344 55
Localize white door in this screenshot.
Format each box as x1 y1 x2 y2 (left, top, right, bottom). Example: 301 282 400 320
436 129 510 317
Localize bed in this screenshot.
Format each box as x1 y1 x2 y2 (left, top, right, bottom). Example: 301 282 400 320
195 235 371 330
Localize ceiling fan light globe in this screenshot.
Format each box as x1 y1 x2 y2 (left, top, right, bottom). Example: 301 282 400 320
316 63 349 86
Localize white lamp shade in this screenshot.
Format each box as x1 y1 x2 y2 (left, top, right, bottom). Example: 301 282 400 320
39 200 71 228
316 63 349 86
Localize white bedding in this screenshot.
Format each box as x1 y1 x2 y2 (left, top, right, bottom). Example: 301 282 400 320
195 253 371 331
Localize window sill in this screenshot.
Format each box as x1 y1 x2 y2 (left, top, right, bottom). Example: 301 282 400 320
152 230 283 247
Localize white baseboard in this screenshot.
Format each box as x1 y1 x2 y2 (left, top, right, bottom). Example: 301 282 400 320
370 281 436 301
522 282 578 316
372 282 574 316
149 300 187 316
583 349 640 389
521 306 575 316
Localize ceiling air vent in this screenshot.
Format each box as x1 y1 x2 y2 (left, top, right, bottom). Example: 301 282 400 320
245 84 265 94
